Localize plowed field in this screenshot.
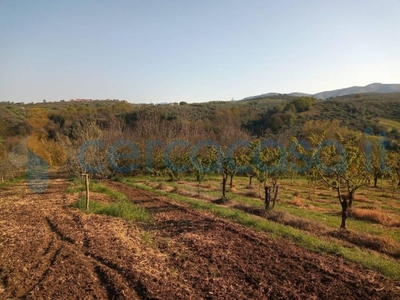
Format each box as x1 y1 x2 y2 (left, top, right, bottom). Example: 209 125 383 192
0 178 399 299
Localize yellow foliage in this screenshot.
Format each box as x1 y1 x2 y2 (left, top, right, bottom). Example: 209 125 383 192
303 119 357 141
27 108 48 128
27 131 66 166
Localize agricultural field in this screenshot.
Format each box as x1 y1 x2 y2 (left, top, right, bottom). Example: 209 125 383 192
3 1 400 298
1 95 400 299
0 174 399 299
124 175 400 265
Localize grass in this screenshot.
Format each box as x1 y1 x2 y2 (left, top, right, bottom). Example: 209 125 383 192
0 181 8 190
191 176 400 242
69 177 153 223
0 177 24 190
329 230 400 258
73 196 153 223
122 178 400 279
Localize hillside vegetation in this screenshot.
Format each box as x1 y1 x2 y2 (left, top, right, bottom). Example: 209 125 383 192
1 93 400 147
1 94 400 178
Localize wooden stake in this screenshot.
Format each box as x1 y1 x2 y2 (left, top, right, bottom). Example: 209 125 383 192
82 174 90 210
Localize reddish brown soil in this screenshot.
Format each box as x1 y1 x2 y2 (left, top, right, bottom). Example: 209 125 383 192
0 179 399 299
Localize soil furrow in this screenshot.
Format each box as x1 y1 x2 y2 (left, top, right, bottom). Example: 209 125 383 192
105 180 400 300
0 178 399 299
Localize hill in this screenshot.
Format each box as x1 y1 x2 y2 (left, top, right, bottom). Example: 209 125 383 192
313 83 400 99
242 83 400 101
1 92 400 158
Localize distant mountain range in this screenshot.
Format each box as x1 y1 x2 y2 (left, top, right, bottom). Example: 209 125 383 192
243 83 400 100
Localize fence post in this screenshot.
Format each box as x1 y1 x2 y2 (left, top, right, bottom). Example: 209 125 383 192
81 174 90 210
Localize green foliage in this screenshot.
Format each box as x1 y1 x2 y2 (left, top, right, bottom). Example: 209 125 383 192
74 197 153 222
68 178 126 201
284 97 316 112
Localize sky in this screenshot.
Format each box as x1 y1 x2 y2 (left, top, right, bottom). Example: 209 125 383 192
0 0 399 103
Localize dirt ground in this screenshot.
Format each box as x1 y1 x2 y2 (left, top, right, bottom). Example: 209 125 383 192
0 178 399 299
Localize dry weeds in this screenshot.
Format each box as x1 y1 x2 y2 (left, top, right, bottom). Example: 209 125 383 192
350 208 393 225
265 210 327 234
329 230 400 258
291 196 304 207
242 190 258 198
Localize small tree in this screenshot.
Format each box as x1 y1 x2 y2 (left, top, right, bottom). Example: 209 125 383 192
288 137 317 199
364 138 389 188
60 120 107 178
387 151 400 197
250 139 286 199
249 141 266 197
195 169 206 196
191 153 212 196
225 145 250 189
309 131 369 229
190 144 223 198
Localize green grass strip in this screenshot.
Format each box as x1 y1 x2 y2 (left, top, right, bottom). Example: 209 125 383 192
0 177 24 190
123 179 400 280
73 196 153 223
69 179 153 223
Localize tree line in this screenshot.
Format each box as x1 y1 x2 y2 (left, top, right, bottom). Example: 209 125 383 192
1 96 400 228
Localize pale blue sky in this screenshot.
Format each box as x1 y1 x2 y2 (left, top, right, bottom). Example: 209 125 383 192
1 0 399 103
